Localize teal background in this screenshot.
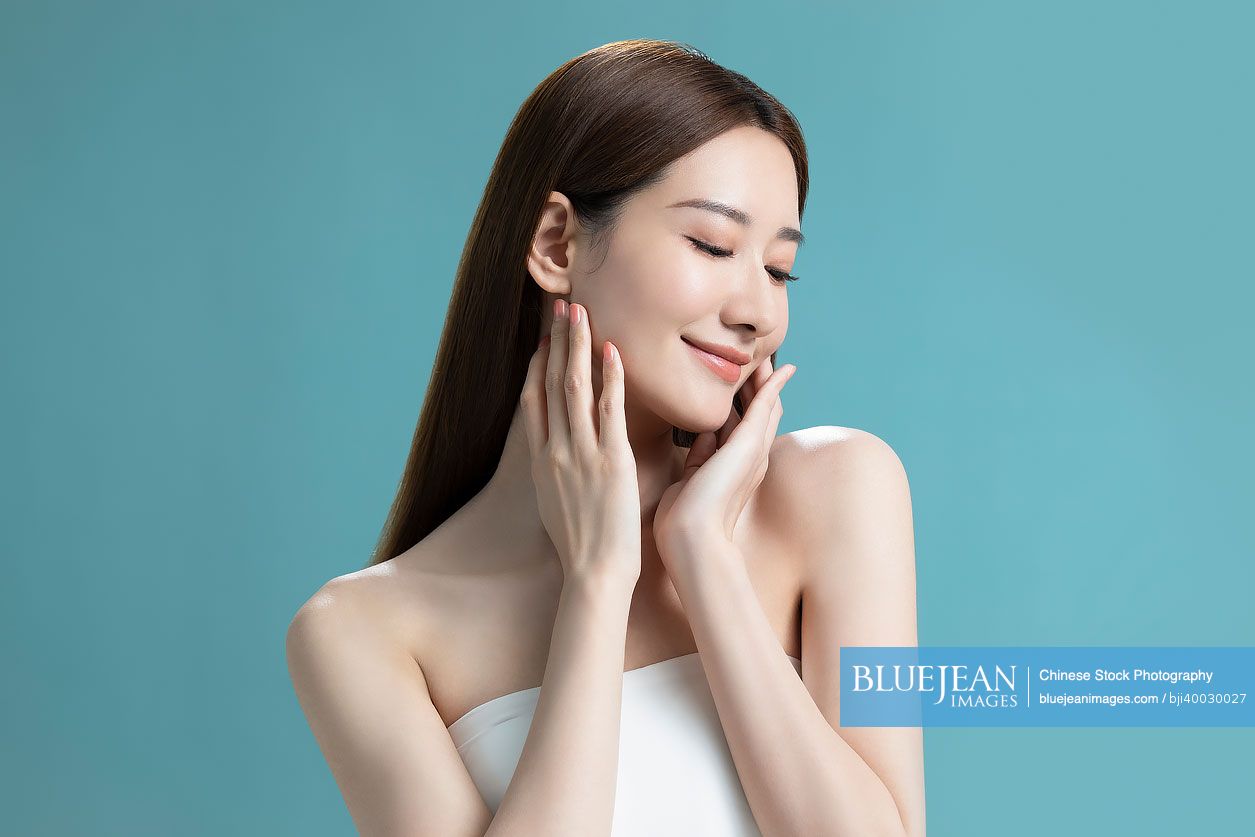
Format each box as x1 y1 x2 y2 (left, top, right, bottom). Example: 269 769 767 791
3 1 1251 834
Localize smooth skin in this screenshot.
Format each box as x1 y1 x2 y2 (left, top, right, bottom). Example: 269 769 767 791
286 124 924 836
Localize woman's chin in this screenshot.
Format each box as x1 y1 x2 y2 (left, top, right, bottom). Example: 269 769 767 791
670 404 733 435
629 383 734 436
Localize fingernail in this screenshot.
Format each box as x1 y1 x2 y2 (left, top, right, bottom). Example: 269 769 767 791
570 303 582 325
557 299 568 319
603 341 612 363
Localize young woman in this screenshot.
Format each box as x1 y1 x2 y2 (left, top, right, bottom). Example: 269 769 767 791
287 38 925 837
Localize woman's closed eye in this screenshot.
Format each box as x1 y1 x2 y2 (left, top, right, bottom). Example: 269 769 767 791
685 236 800 284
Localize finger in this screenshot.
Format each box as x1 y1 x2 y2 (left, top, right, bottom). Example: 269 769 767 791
682 431 718 479
725 356 771 442
753 399 784 494
715 399 740 448
565 303 596 452
520 332 552 459
695 367 795 492
545 299 571 446
759 358 785 451
763 394 784 453
597 339 630 455
743 355 773 405
738 356 772 413
754 354 774 389
736 364 795 441
747 372 784 485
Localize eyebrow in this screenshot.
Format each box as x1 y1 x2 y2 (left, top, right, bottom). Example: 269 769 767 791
667 197 805 246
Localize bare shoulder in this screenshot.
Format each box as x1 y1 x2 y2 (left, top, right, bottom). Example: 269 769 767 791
285 549 447 668
285 525 551 700
760 425 912 556
287 564 395 633
283 555 495 835
764 423 908 504
286 569 403 676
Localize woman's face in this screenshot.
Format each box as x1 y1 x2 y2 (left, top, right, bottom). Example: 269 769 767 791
573 125 801 435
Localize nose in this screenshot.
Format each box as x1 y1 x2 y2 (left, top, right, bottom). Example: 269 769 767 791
720 260 786 339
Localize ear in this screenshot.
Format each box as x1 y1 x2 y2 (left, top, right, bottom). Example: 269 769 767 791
526 190 581 297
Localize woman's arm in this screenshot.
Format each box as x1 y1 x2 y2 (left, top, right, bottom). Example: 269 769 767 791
288 300 644 836
659 428 925 837
286 570 635 837
286 581 493 837
484 571 633 836
487 298 645 834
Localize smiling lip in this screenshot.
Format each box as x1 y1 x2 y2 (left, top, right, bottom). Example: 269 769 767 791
683 337 749 384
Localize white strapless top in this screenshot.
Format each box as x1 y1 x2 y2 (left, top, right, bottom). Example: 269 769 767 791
447 652 803 836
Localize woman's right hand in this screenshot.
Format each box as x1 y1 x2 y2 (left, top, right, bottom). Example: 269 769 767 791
520 299 643 591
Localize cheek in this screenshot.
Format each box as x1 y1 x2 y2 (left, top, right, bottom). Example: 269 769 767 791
575 284 655 368
590 251 695 328
665 269 725 317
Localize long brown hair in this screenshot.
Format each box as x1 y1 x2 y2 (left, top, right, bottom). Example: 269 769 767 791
366 38 809 567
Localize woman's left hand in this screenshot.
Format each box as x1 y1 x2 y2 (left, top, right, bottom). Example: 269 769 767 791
653 356 797 564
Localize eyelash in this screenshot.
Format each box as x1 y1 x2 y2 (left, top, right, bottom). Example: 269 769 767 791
685 236 800 284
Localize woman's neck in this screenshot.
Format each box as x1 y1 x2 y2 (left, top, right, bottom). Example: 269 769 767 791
474 398 690 575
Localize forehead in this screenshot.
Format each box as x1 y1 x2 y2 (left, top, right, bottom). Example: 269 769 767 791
634 125 801 230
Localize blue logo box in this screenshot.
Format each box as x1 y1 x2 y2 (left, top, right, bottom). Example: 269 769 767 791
838 646 1255 727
